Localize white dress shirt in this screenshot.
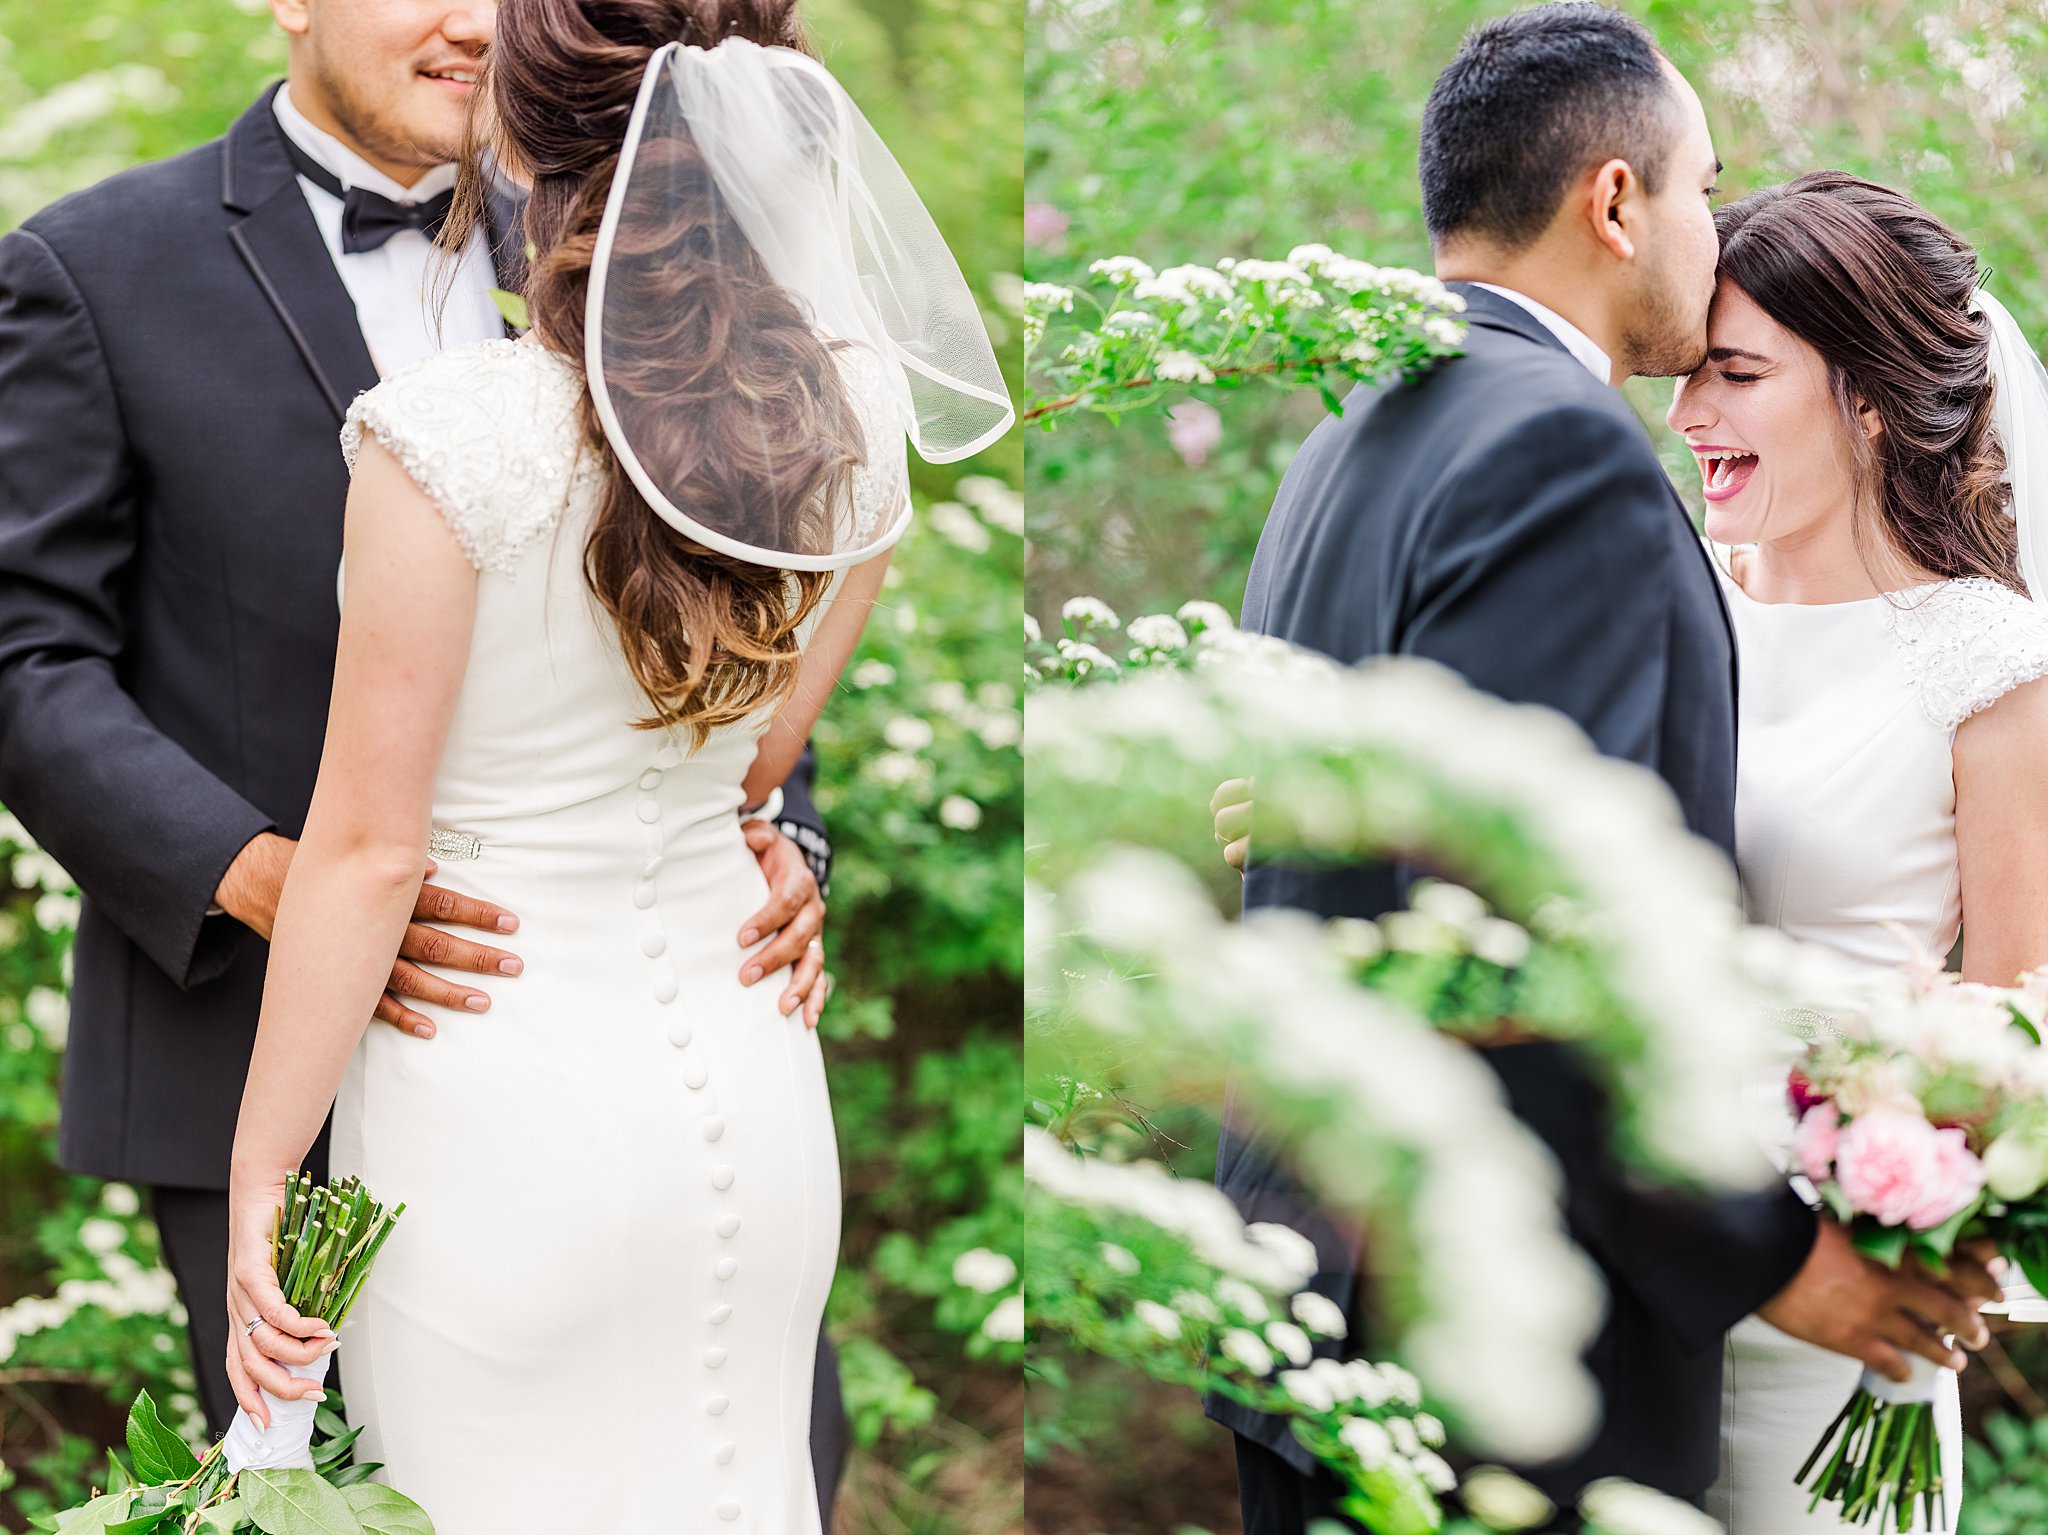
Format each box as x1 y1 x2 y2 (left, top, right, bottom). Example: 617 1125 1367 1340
1469 281 1612 385
272 84 504 377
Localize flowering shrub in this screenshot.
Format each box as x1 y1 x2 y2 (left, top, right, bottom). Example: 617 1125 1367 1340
1023 246 1466 426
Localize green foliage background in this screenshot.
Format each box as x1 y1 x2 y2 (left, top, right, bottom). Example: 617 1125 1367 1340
0 0 1022 1529
1025 0 2048 626
1025 1 2048 1530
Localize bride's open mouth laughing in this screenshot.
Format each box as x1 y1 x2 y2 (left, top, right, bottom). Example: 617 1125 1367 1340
1694 445 1758 504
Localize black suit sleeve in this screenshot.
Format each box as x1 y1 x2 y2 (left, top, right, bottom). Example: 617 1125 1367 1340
771 742 831 895
0 228 276 988
1408 403 1816 1350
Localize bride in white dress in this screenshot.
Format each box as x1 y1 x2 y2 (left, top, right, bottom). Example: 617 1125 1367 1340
212 4 1010 1531
1669 172 2048 1533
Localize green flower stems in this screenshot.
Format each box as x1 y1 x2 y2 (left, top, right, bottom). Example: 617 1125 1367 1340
1798 1389 1945 1531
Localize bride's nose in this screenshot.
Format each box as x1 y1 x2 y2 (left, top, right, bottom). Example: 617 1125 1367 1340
1667 374 1713 435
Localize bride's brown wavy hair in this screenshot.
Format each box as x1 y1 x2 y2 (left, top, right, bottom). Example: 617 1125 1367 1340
440 0 864 743
1713 171 2020 595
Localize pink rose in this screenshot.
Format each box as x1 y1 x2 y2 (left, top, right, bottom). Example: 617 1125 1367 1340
1834 1108 1986 1231
1907 1127 1987 1231
1793 1101 1840 1185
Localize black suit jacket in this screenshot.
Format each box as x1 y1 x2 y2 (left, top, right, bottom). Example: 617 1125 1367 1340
1207 285 1816 1503
0 86 827 1191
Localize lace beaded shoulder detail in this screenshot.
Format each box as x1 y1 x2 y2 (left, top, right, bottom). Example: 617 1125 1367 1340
340 338 601 574
1886 577 2048 733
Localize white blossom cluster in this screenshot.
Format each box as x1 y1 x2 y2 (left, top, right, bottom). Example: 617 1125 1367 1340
1029 846 1604 1460
1032 595 1284 689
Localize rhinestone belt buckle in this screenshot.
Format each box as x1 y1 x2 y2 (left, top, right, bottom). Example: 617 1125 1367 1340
427 828 482 862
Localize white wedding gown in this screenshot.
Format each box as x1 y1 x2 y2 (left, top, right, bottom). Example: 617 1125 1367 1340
1707 551 2048 1532
324 335 871 1533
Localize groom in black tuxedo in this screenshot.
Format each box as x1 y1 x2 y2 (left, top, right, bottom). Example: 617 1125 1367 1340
0 0 847 1512
1212 5 1998 1524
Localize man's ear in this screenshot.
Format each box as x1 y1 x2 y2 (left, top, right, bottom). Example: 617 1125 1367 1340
1587 157 1637 262
270 0 311 37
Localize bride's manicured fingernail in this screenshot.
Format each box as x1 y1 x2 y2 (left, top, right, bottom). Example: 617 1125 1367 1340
305 1389 327 1401
465 994 489 1012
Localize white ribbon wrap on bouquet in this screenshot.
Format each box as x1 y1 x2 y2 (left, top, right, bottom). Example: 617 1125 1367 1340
1859 1351 1944 1406
1984 1277 2048 1323
221 1352 331 1472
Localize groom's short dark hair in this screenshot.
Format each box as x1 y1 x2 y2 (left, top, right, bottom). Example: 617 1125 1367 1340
1420 3 1680 250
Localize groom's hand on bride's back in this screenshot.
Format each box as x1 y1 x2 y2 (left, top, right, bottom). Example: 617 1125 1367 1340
215 832 523 1040
1757 1218 2002 1381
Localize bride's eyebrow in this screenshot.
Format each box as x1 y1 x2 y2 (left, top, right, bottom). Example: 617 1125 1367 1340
1708 346 1771 365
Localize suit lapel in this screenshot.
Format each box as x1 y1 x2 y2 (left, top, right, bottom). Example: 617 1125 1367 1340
221 84 380 420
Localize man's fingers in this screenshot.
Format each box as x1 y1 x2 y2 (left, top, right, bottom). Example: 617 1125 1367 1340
782 941 825 1018
805 970 829 1029
1224 835 1250 873
738 880 806 950
746 901 822 987
1214 799 1253 844
399 923 522 978
1855 1337 1913 1386
373 991 437 1038
1901 1275 1989 1349
1209 776 1252 815
414 880 519 935
389 956 492 1015
1938 1251 2005 1307
1879 1311 1967 1373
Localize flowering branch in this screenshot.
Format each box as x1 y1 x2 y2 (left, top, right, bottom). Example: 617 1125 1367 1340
1023 246 1467 426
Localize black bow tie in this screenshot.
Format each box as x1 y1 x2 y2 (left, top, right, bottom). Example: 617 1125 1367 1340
280 134 455 255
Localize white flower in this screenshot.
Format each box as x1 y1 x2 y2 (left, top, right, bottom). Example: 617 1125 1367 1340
101 1184 141 1219
1471 918 1532 969
1388 1415 1421 1456
869 751 926 787
1062 596 1121 632
1321 257 1385 292
1290 1289 1348 1339
1098 1241 1141 1276
1410 879 1487 928
1279 1367 1337 1412
1411 1448 1458 1493
1287 243 1336 271
1024 613 1042 645
79 1219 126 1257
1376 1363 1423 1407
1414 1412 1445 1447
1264 1319 1314 1367
1579 1478 1723 1535
1159 263 1236 298
1126 614 1190 653
1024 281 1075 312
24 987 68 1046
850 658 896 688
1230 259 1310 286
1088 256 1155 285
1171 1289 1221 1323
1175 599 1235 634
1424 316 1465 347
939 796 983 832
883 716 935 752
1339 1415 1394 1467
1986 1128 2048 1201
1245 1222 1318 1285
1460 1466 1556 1531
1382 909 1461 955
1153 350 1216 384
928 500 992 553
1135 1300 1182 1339
1213 1276 1271 1323
1103 310 1164 334
1055 640 1119 677
1219 1327 1275 1376
951 1247 1016 1293
981 1293 1024 1342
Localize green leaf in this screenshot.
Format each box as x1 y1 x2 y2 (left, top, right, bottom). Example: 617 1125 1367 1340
1852 1222 1911 1269
197 1499 250 1534
1910 1198 1982 1263
486 287 530 331
105 1512 173 1535
104 1450 134 1493
312 1404 350 1441
312 1426 364 1470
340 1486 433 1535
126 1390 200 1482
53 1492 138 1535
239 1469 365 1535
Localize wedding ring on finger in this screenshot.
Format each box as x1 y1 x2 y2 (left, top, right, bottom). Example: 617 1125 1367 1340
243 1316 263 1337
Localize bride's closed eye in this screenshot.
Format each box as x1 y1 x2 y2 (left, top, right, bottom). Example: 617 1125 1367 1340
1720 371 1761 385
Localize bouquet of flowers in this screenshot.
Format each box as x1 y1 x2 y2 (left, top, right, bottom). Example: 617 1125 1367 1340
1790 965 2048 1529
34 1173 427 1535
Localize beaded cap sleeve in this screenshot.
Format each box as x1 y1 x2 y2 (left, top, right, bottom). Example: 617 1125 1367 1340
1887 577 2048 733
340 338 602 574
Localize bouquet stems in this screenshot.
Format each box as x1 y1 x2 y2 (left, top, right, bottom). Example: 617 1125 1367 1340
1798 1373 1946 1532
